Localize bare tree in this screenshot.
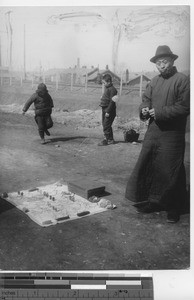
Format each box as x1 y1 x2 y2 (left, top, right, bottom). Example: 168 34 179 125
110 7 189 72
47 7 189 73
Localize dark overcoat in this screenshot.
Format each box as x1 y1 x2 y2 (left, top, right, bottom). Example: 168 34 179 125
23 85 54 116
125 67 190 211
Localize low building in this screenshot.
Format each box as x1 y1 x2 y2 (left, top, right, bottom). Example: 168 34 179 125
85 68 121 85
127 74 151 88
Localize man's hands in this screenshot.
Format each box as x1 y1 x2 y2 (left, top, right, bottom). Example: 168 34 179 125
141 107 155 119
142 107 149 116
149 108 155 118
105 112 110 117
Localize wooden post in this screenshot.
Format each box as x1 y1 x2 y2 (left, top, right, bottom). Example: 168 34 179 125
56 73 58 90
85 72 88 93
140 74 143 98
43 70 45 84
9 72 12 86
0 70 2 86
0 36 1 68
70 73 73 91
119 73 123 96
102 82 104 94
32 74 34 89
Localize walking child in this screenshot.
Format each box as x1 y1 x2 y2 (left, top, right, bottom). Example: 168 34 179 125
22 83 54 144
98 74 118 146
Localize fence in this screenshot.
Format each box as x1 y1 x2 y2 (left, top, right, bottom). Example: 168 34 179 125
0 73 146 96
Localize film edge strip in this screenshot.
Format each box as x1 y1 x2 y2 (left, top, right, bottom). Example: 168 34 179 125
0 272 154 299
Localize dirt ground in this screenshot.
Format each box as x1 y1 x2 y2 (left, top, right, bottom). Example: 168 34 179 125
0 85 190 271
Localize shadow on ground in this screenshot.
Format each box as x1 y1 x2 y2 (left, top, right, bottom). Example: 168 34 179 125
47 136 87 143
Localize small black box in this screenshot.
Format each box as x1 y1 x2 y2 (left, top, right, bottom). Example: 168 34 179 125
67 179 105 199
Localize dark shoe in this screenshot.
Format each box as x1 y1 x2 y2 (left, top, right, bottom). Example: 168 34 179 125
167 210 180 223
98 139 108 146
107 139 115 145
45 129 50 136
41 139 46 144
136 203 161 214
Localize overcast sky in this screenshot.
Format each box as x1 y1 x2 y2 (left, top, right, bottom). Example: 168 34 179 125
0 4 190 73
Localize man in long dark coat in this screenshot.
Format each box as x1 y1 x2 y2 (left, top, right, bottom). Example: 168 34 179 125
125 45 190 223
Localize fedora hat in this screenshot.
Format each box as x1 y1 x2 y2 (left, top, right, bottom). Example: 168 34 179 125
150 45 178 63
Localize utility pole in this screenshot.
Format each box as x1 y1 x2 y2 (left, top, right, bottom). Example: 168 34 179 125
24 24 26 80
5 11 13 69
85 71 88 93
119 72 123 96
0 37 2 85
0 36 1 67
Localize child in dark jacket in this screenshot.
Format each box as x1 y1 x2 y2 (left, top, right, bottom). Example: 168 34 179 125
98 74 118 146
22 83 54 144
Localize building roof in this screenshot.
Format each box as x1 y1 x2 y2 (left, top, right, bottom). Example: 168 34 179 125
0 66 9 72
127 74 151 86
86 69 121 82
44 67 94 76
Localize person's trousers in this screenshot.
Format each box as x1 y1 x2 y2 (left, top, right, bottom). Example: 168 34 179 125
35 114 53 139
102 107 116 141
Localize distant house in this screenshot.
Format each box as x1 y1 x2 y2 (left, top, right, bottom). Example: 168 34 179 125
0 66 10 77
44 67 95 85
85 68 121 85
0 67 18 82
125 74 151 96
127 74 151 88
